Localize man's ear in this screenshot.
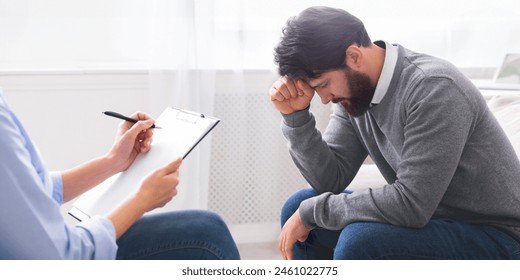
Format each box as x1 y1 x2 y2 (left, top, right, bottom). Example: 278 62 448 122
344 45 363 69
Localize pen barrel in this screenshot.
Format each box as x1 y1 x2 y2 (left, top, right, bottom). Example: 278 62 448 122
103 111 159 128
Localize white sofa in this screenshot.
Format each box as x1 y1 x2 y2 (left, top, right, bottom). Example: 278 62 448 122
351 92 520 190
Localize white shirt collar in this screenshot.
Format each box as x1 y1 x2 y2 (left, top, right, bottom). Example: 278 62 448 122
371 41 398 106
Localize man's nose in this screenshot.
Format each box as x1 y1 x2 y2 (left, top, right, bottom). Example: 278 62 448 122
316 90 333 104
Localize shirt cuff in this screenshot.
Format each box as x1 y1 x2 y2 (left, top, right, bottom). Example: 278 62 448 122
77 216 117 260
49 171 64 205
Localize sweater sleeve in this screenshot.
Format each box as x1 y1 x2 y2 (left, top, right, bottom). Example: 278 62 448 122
299 78 476 230
281 106 368 195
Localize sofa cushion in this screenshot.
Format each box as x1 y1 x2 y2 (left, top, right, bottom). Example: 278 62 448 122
487 94 520 157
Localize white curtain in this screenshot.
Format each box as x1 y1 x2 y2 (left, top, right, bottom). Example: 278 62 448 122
147 0 216 211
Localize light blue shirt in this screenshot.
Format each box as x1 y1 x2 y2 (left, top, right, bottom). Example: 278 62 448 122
0 89 117 259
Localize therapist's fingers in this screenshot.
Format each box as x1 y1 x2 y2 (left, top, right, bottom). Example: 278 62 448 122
137 125 154 152
129 111 154 122
160 157 183 175
126 119 154 150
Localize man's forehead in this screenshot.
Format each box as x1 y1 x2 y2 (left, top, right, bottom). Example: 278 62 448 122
307 76 325 88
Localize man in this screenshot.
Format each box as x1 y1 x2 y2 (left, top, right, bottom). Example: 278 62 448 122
0 89 239 259
270 6 520 260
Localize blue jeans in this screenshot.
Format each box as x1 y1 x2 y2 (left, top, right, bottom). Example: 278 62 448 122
281 188 520 260
116 210 240 260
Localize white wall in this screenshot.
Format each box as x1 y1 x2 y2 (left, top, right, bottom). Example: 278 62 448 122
0 71 149 170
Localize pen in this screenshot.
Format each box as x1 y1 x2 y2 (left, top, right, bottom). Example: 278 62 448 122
102 111 162 129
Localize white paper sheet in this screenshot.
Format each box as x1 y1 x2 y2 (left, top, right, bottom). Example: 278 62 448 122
69 107 219 221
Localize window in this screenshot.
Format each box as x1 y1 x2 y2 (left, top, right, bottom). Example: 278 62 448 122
1 0 519 70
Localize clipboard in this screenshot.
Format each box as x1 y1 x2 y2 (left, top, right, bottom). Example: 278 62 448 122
68 107 220 221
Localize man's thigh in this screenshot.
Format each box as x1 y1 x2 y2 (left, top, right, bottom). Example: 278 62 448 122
335 219 520 260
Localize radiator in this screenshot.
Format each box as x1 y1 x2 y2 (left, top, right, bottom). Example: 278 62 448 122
208 91 331 227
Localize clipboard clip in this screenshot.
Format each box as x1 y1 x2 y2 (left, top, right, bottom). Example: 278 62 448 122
174 108 205 124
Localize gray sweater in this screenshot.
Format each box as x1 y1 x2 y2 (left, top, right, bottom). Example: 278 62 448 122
281 45 520 241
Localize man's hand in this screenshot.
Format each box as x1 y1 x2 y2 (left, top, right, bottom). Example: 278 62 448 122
269 77 315 115
278 209 311 260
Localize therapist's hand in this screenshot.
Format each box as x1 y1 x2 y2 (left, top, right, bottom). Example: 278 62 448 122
278 209 311 260
269 77 315 115
135 157 183 212
108 158 182 239
106 111 155 173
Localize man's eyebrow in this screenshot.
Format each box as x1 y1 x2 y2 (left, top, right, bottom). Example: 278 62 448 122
310 80 325 89
308 80 320 89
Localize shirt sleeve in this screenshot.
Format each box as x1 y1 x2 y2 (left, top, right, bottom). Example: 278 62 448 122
64 216 117 260
0 94 117 259
49 171 64 205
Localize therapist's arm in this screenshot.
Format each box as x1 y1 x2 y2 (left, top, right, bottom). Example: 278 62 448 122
61 112 155 202
0 99 118 259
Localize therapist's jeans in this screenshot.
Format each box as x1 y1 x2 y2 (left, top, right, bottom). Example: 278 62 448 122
116 210 240 260
281 188 520 260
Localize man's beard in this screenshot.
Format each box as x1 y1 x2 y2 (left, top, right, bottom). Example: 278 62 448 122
332 67 375 117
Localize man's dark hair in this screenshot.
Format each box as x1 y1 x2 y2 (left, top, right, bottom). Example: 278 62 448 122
274 6 371 80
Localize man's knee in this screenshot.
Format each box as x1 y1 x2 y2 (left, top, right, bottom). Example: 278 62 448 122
281 188 318 226
335 222 390 259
